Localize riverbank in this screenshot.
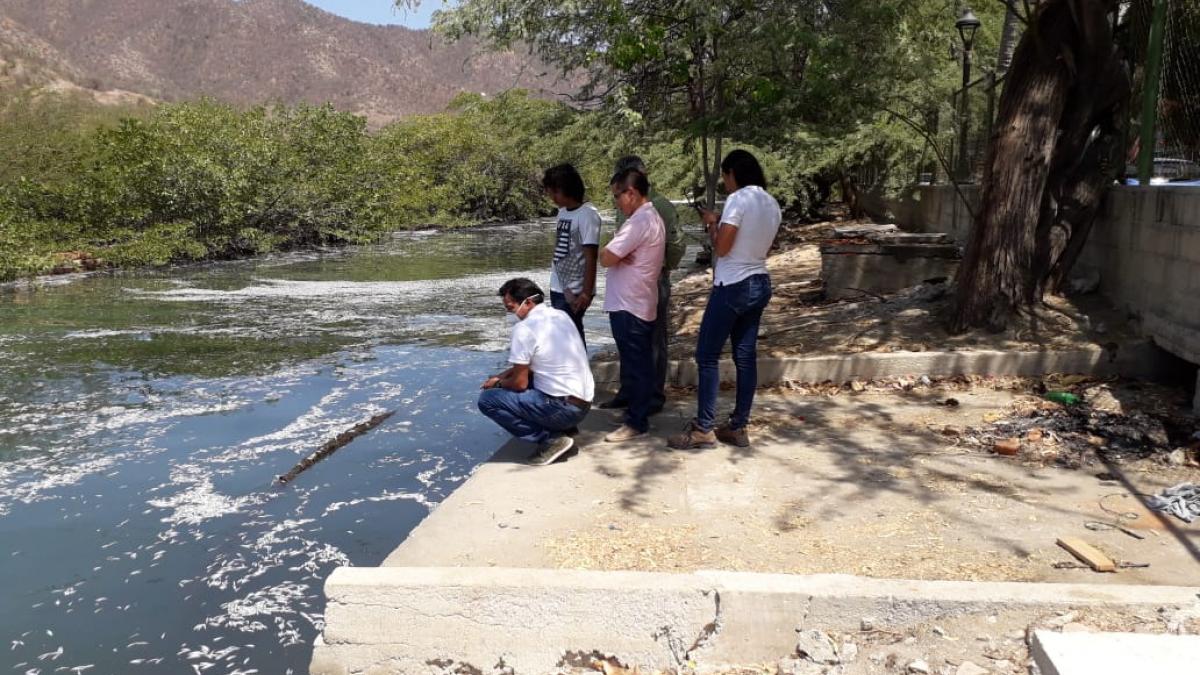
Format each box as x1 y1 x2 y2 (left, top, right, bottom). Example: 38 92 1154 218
1 91 630 284
0 219 520 284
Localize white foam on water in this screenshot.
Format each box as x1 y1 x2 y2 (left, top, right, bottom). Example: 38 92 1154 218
127 267 547 307
82 400 248 435
61 327 255 341
0 438 158 517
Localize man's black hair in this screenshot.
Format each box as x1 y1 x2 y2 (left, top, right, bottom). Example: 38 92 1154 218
609 167 650 197
613 155 646 174
497 277 544 304
541 164 586 203
720 149 768 189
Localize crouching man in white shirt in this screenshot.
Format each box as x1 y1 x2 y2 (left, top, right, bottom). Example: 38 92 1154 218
478 278 595 466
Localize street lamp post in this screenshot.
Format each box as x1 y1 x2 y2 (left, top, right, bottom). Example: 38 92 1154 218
955 8 981 182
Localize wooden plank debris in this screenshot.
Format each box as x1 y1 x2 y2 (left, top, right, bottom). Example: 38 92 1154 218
1056 537 1117 572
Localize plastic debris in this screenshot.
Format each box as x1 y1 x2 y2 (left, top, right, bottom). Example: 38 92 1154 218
1146 483 1200 523
1044 391 1081 405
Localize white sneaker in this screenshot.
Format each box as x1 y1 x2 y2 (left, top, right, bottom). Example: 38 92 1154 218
604 424 646 443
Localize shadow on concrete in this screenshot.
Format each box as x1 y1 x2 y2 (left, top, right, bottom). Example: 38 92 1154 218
576 360 1200 576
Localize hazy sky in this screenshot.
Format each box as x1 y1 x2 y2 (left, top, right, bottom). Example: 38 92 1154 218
302 1 453 29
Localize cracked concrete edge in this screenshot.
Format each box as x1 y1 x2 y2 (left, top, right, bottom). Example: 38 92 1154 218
591 341 1171 387
318 567 719 674
311 567 1200 674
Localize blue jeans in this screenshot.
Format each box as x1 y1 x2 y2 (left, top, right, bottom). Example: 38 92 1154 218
477 387 589 445
694 274 772 432
550 291 586 346
612 273 670 411
609 310 655 432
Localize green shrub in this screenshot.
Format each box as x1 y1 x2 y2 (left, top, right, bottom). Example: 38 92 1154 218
5 90 836 281
101 222 209 267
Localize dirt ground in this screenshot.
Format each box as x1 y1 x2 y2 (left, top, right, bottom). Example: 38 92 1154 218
538 388 1200 584
558 602 1200 675
661 230 1137 361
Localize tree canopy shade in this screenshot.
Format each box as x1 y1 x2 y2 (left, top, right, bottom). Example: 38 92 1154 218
426 0 853 203
417 0 1008 210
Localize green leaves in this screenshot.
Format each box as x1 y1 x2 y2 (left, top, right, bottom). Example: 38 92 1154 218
0 89 663 280
0 97 388 277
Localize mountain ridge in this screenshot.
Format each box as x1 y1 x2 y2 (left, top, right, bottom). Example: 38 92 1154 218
0 0 567 123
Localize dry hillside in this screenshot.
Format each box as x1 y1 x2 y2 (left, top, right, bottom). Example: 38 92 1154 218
0 0 569 122
0 16 155 106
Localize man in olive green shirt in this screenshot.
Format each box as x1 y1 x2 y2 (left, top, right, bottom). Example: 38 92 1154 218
599 155 686 414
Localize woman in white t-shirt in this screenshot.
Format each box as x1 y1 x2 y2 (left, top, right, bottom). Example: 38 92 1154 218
668 150 781 450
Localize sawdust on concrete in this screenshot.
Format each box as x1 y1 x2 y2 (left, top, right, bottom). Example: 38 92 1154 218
386 378 1200 585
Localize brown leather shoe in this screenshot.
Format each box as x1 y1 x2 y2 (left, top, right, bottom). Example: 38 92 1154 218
666 420 716 450
715 424 750 448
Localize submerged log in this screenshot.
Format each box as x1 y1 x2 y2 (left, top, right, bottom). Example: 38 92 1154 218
277 410 396 485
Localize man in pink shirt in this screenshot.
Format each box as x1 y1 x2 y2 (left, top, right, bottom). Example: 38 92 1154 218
600 168 665 442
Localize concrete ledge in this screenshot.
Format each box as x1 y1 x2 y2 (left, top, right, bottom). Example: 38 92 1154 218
1031 629 1200 675
311 567 1200 674
592 342 1171 388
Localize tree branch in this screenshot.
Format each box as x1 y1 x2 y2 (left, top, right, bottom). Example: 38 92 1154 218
992 0 1031 26
880 105 978 221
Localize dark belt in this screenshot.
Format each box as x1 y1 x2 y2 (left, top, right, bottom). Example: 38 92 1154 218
563 395 591 411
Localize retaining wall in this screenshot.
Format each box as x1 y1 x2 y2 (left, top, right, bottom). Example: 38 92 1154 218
591 343 1171 389
876 184 1200 410
311 567 1200 675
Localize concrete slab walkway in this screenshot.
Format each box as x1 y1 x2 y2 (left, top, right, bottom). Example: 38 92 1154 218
384 388 1200 586
1031 630 1200 675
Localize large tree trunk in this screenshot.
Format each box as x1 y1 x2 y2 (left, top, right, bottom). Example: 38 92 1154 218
951 0 1127 332
1039 51 1130 295
951 2 1073 332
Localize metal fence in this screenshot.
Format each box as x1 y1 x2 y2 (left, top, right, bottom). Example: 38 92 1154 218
1134 0 1200 183
943 70 1004 184
908 0 1200 188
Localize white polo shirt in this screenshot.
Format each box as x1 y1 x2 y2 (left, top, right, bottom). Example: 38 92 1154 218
508 303 595 402
714 185 782 286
